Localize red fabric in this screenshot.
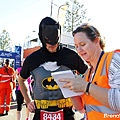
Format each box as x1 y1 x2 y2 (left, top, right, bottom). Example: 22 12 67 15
0 66 14 114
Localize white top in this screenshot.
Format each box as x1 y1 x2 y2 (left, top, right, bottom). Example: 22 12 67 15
108 52 120 111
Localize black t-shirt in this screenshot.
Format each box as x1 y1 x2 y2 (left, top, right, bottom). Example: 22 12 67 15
20 46 88 79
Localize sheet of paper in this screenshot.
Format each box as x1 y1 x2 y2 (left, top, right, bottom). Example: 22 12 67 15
51 70 83 98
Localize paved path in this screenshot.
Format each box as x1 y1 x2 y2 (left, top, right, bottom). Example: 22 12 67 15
0 101 84 120
0 101 34 120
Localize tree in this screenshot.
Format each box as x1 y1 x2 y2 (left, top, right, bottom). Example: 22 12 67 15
63 0 90 33
0 30 12 51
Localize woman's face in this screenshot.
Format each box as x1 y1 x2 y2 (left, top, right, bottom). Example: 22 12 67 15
74 32 98 62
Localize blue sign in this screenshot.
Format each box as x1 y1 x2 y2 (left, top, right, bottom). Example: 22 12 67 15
15 46 21 55
0 50 21 69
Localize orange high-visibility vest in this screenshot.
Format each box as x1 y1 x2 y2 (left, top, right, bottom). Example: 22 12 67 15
81 50 120 120
0 66 15 89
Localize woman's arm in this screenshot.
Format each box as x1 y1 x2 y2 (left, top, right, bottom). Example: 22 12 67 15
70 96 85 113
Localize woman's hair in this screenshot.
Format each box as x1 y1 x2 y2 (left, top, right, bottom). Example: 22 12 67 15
72 23 105 50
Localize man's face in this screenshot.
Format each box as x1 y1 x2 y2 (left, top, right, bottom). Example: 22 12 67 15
46 43 58 53
5 61 9 67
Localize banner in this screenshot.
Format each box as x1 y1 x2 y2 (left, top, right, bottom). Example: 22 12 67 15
0 50 21 69
15 46 21 55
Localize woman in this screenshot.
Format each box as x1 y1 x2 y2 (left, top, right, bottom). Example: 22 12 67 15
15 58 32 120
60 23 120 120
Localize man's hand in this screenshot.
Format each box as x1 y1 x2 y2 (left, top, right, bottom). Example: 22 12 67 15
27 100 36 113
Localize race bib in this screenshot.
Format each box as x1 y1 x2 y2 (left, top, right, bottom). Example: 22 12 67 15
40 109 64 120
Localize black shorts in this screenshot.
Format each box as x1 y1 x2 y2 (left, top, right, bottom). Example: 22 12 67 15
16 90 24 105
16 90 27 111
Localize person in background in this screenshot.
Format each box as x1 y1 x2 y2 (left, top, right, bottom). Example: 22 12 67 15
15 58 32 120
18 17 88 120
0 59 15 116
0 58 3 68
60 23 120 120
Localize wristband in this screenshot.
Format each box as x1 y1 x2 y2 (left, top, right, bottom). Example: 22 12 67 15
79 74 84 78
86 82 91 95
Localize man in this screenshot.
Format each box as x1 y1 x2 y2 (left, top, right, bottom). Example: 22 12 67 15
0 59 15 116
18 17 88 120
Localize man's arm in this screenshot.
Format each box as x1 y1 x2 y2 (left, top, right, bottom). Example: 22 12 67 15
18 75 32 104
18 75 36 112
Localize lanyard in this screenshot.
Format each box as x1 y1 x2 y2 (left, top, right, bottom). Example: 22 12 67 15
88 51 104 81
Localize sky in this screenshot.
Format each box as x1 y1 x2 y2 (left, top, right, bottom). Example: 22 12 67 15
0 0 120 51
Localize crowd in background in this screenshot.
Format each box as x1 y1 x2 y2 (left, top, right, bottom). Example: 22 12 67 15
0 58 33 120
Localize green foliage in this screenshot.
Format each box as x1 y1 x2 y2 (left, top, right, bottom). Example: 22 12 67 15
0 30 12 51
63 0 90 33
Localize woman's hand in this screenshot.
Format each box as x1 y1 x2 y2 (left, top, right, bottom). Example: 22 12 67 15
59 75 87 93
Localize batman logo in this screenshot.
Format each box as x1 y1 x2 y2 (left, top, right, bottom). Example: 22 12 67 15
42 77 59 90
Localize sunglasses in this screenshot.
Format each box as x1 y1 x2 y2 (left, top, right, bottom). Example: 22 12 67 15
81 23 97 33
73 23 97 37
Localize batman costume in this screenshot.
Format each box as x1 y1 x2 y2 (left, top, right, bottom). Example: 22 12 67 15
20 17 88 120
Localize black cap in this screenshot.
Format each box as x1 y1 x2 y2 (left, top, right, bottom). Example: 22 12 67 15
5 59 9 63
38 17 61 46
5 59 9 65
